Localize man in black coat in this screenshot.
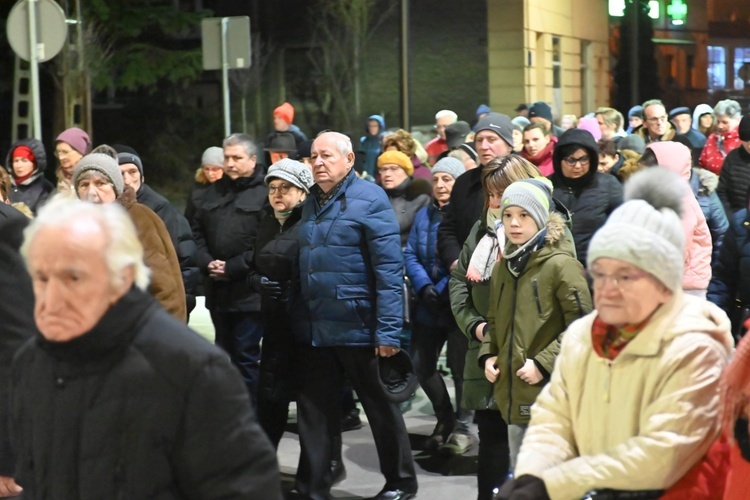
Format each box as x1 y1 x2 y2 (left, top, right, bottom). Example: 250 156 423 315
10 196 281 498
191 133 269 405
437 113 515 272
0 203 34 497
114 146 199 317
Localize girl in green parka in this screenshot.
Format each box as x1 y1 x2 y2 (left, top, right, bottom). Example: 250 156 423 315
448 155 543 500
479 177 592 473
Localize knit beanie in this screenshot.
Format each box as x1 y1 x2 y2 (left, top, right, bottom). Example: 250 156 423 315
474 112 514 148
274 102 295 125
12 146 35 163
431 157 465 180
587 167 686 291
528 101 553 123
628 105 644 119
377 150 414 176
73 153 125 196
618 134 646 155
739 114 750 142
500 177 554 230
476 104 491 118
265 158 314 194
201 146 224 167
511 116 531 130
577 116 602 141
55 127 91 155
112 144 144 178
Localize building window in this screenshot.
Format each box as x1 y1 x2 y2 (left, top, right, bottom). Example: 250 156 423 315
708 46 726 90
734 47 750 90
552 36 561 89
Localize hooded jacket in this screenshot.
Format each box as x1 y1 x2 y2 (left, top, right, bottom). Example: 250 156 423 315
477 212 592 424
360 115 386 177
690 167 728 263
4 139 54 214
9 288 282 499
716 145 750 217
648 142 712 290
117 187 187 321
693 104 714 132
700 127 741 175
548 129 623 266
514 293 733 500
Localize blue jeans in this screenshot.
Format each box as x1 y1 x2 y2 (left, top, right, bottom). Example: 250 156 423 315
210 311 263 405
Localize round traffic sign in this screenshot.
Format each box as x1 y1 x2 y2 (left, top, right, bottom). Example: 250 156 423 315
7 0 68 63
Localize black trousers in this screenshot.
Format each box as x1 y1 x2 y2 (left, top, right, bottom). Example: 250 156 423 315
475 409 510 500
295 345 417 499
210 310 263 406
412 323 459 423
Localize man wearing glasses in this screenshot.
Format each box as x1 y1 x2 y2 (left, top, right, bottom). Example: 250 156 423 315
638 99 676 144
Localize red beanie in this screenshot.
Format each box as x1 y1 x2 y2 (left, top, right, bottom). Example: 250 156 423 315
274 102 295 125
13 146 35 164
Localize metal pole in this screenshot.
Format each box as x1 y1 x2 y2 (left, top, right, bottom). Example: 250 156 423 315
28 0 42 139
221 17 231 137
629 0 639 107
399 0 410 130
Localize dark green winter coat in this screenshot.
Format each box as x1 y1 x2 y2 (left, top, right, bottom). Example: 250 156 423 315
478 212 592 425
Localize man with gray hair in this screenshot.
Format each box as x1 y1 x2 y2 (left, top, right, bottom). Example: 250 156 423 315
9 196 282 498
191 133 269 405
637 99 676 144
296 131 418 500
425 109 459 165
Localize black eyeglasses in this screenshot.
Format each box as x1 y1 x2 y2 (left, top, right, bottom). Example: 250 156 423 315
268 183 293 195
563 155 590 166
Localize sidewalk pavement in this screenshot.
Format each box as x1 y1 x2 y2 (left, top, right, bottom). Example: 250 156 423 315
189 297 480 499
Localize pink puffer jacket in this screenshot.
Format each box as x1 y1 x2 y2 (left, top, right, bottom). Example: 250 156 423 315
648 142 712 290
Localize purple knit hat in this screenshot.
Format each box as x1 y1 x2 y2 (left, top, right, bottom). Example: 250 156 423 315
55 127 91 156
577 116 602 141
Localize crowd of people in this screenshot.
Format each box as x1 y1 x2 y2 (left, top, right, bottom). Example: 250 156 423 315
1 97 750 500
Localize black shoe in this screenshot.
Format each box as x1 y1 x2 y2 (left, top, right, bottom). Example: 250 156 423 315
371 488 417 500
330 459 347 486
341 408 363 432
424 418 456 451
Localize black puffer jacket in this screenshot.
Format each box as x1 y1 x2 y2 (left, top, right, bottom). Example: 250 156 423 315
384 177 432 246
251 206 309 402
717 146 750 217
4 138 54 214
548 129 623 266
0 205 35 476
191 168 269 312
10 288 282 499
138 184 199 298
437 165 485 269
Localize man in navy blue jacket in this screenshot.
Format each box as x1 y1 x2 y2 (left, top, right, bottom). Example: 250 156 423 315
295 132 417 500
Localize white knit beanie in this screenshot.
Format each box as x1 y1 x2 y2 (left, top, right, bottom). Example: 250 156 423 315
587 167 686 291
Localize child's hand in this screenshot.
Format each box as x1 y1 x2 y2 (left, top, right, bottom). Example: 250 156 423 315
516 359 543 385
484 356 499 383
466 265 482 282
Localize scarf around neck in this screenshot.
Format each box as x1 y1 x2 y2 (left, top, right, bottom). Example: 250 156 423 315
504 228 547 278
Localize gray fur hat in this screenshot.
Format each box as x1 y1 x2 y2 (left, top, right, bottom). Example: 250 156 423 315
72 153 125 196
587 167 686 291
265 158 314 194
201 146 224 167
431 157 465 180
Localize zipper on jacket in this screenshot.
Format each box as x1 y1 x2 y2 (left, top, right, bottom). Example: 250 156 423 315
507 279 518 424
532 279 542 315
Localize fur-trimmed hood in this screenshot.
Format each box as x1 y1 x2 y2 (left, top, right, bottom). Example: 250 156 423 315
691 167 719 196
544 211 567 246
116 185 138 209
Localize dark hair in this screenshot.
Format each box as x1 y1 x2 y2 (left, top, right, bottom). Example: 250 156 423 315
556 143 586 159
638 148 659 167
597 139 618 157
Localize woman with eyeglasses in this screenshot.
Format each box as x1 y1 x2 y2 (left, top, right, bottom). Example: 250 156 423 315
547 128 623 267
699 99 743 176
54 127 91 198
498 167 733 500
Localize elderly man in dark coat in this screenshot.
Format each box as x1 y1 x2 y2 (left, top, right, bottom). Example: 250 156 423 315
9 197 281 499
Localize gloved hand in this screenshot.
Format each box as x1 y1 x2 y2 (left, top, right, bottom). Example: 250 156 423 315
494 475 549 500
419 284 440 310
259 277 285 300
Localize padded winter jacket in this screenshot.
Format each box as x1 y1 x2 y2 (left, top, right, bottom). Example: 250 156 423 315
299 170 404 347
515 293 733 500
478 213 592 425
717 145 750 217
649 142 712 290
690 167 728 264
384 177 431 247
9 288 282 499
4 138 53 214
